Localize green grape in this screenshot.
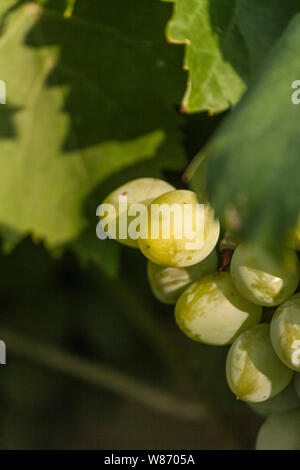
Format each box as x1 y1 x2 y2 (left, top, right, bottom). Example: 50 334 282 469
270 294 300 372
256 409 300 450
248 382 300 417
231 244 300 307
294 373 300 400
100 178 175 248
147 250 218 305
175 272 262 345
226 324 293 403
138 190 220 267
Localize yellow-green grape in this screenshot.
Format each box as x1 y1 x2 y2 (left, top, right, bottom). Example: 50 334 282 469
231 244 300 307
147 250 218 305
270 294 300 372
256 409 300 450
175 272 262 345
248 382 300 417
101 178 175 248
226 324 293 403
138 190 220 267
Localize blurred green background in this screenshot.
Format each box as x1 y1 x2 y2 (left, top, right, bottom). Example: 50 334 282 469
0 0 264 449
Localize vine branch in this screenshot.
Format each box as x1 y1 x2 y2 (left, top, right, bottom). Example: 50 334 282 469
0 328 209 422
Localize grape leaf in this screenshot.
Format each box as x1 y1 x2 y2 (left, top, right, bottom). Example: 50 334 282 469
166 0 300 113
191 14 300 246
0 0 186 275
166 0 250 113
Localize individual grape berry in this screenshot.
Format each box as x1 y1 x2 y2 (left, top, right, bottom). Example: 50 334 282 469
231 244 300 307
226 324 293 403
256 409 300 450
270 293 300 372
138 190 220 267
248 381 300 417
147 249 218 305
175 272 262 346
101 178 175 248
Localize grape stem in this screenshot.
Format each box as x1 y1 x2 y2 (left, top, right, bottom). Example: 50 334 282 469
64 0 76 18
218 249 234 272
0 328 208 422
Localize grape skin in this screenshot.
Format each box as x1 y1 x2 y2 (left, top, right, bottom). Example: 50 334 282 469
226 324 293 403
147 249 218 305
248 381 300 417
101 178 175 248
256 409 300 450
231 244 300 307
175 272 262 346
270 293 300 372
138 190 220 267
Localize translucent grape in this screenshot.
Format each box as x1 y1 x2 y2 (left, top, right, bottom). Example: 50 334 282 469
249 382 300 416
138 190 220 267
101 178 175 248
270 293 300 372
231 244 300 307
147 249 218 305
256 409 300 450
175 272 262 345
226 324 293 403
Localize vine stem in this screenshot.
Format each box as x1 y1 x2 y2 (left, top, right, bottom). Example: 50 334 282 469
0 328 208 422
182 151 206 183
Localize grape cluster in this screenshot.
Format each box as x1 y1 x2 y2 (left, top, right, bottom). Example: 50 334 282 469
102 178 300 449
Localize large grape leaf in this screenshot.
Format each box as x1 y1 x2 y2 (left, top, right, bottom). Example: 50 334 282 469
0 0 186 275
166 0 249 113
166 0 300 113
191 14 300 247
